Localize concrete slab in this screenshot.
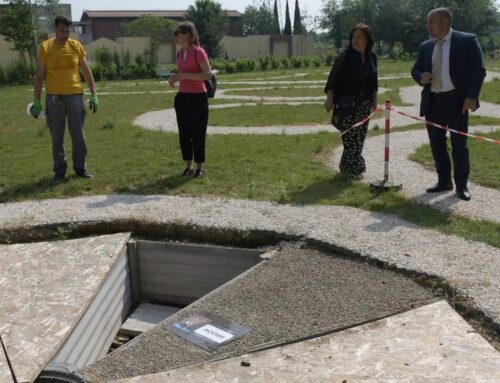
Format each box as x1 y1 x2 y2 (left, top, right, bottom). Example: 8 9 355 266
0 336 14 383
113 301 500 382
81 246 435 381
0 233 130 383
120 303 180 336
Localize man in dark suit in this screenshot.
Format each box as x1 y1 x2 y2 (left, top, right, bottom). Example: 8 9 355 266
411 7 486 201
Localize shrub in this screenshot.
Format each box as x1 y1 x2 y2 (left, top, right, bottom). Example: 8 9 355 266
145 62 156 78
132 64 149 78
113 50 121 69
94 48 113 67
122 49 131 67
280 57 290 68
135 53 145 66
105 64 118 80
325 53 336 66
224 61 236 73
312 56 322 67
270 55 280 69
235 59 247 72
246 59 256 71
302 56 311 67
91 62 105 81
389 42 406 61
5 61 32 84
0 65 5 84
120 66 132 80
291 57 302 68
211 58 225 71
259 56 269 70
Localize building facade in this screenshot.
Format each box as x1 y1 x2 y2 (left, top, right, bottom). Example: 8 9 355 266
77 10 242 43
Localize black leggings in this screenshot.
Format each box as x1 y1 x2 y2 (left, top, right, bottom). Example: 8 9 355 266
174 92 209 164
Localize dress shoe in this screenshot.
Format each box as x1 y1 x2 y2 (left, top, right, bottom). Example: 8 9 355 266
53 173 66 182
425 183 453 193
456 188 471 201
76 169 93 179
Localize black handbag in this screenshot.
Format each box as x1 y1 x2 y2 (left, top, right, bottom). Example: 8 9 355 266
194 47 217 98
204 73 217 98
334 96 357 111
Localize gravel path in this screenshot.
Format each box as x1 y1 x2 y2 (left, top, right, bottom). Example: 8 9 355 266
134 72 500 134
330 125 500 223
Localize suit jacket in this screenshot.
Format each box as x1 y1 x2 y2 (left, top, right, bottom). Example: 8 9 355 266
411 30 486 116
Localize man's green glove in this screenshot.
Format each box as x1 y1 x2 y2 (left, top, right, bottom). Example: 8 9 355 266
30 99 42 119
89 92 99 113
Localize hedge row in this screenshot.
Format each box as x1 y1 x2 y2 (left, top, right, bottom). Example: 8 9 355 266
0 61 34 85
0 53 339 85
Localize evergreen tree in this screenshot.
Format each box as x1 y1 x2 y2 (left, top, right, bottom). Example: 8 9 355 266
272 0 280 34
293 0 304 34
283 0 292 35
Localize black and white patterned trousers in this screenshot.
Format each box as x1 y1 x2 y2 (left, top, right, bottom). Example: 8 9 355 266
332 100 372 176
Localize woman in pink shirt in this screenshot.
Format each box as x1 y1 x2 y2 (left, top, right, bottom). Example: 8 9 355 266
169 22 213 178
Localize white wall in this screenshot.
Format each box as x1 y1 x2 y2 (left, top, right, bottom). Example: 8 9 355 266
220 35 271 59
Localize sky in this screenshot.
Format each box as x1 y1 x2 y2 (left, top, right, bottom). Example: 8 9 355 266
66 0 325 28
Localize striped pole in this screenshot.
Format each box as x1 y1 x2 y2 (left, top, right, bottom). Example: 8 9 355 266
384 99 391 182
369 99 402 191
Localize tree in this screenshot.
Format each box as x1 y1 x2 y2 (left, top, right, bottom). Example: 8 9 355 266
242 3 274 35
320 0 343 47
283 0 292 35
272 0 280 34
0 0 36 66
122 15 175 65
293 0 305 34
320 0 499 53
185 0 229 58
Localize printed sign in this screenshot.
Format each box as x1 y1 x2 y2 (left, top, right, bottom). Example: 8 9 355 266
168 312 251 351
194 324 234 343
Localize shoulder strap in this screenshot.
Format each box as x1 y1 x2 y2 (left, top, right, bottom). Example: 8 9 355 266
194 46 201 68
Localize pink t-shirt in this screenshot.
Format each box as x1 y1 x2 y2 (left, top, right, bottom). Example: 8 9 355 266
176 45 208 93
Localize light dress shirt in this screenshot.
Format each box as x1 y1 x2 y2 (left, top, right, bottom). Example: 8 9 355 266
432 28 455 92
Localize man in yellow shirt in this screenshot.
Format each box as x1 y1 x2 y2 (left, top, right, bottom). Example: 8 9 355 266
31 15 98 180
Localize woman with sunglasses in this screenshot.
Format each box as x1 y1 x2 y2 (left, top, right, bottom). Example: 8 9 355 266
169 22 213 178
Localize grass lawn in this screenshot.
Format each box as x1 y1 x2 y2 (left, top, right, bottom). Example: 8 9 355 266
224 87 324 98
481 77 500 104
411 130 500 189
209 104 329 126
1 63 499 248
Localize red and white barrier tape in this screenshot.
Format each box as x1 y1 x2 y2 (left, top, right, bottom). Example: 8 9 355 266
389 106 500 145
340 107 381 136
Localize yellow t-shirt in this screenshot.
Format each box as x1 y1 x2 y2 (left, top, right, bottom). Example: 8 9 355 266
39 38 86 95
